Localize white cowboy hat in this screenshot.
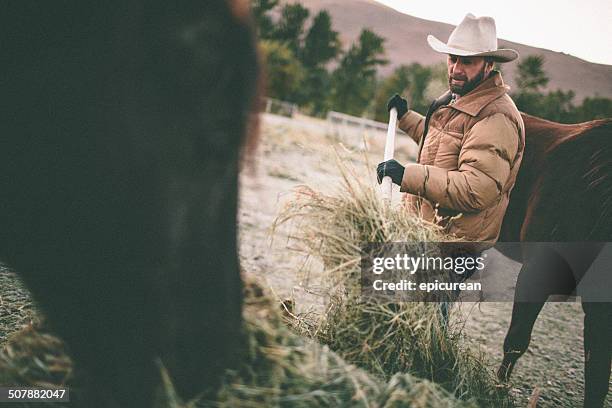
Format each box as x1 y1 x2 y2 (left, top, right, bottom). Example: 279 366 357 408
427 13 518 62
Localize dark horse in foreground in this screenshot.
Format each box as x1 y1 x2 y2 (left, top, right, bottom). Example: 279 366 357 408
497 113 612 407
1 1 259 407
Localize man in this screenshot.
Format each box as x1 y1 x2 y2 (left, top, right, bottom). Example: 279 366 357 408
378 15 610 407
377 14 524 318
378 13 524 256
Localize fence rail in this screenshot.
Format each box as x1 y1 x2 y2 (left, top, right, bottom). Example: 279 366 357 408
327 111 385 131
326 111 406 135
264 98 298 118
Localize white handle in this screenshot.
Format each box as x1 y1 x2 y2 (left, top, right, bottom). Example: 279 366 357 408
382 108 398 201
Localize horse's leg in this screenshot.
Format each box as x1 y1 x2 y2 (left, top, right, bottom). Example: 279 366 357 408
498 301 545 382
498 247 575 382
582 301 612 408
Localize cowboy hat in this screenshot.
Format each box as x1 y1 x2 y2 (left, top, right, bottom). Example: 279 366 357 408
427 13 518 62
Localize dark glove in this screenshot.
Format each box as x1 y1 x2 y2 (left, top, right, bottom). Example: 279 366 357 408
377 159 405 186
387 94 408 119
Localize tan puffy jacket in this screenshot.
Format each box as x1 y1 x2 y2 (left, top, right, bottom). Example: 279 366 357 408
398 71 525 247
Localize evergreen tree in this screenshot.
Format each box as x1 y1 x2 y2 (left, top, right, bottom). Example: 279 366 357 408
301 11 341 68
513 55 549 116
515 55 549 92
272 3 310 55
329 29 388 116
259 40 306 102
540 89 576 123
372 63 432 122
298 11 341 114
251 0 278 39
511 54 612 123
575 97 612 122
302 67 333 115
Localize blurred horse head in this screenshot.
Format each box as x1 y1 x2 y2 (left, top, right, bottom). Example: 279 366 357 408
1 1 260 406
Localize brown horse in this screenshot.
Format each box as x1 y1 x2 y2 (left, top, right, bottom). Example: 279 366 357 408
1 1 259 407
497 113 612 407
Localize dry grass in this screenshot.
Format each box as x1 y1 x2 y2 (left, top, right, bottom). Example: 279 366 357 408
0 325 71 388
0 280 471 408
313 301 511 407
273 153 448 293
201 280 383 407
273 156 513 407
183 280 476 407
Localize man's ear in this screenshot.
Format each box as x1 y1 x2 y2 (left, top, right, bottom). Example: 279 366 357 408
484 60 495 75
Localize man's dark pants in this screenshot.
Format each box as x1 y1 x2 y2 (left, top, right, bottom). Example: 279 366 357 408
439 248 482 324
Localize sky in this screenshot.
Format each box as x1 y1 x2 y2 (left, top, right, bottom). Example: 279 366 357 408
373 0 612 66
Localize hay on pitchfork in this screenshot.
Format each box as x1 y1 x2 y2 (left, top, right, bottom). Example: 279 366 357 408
272 155 455 298
274 158 512 407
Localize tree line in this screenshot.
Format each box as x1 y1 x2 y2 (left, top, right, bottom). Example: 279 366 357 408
253 0 612 123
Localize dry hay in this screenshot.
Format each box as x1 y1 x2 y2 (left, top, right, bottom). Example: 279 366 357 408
203 281 383 407
0 325 71 387
313 300 510 407
0 322 72 408
0 280 471 408
205 281 472 408
272 155 452 298
274 157 513 407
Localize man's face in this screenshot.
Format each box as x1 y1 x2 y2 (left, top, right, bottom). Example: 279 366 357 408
447 55 493 96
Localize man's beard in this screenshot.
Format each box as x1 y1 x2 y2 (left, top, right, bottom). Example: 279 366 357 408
448 66 488 96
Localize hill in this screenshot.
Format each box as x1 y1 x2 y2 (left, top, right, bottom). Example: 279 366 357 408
285 0 612 102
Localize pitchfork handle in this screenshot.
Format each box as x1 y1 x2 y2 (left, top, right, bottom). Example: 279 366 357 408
382 108 398 201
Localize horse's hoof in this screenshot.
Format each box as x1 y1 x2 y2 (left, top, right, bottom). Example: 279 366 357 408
496 358 516 383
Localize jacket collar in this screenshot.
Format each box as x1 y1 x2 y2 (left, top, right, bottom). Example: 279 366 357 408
449 70 509 117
